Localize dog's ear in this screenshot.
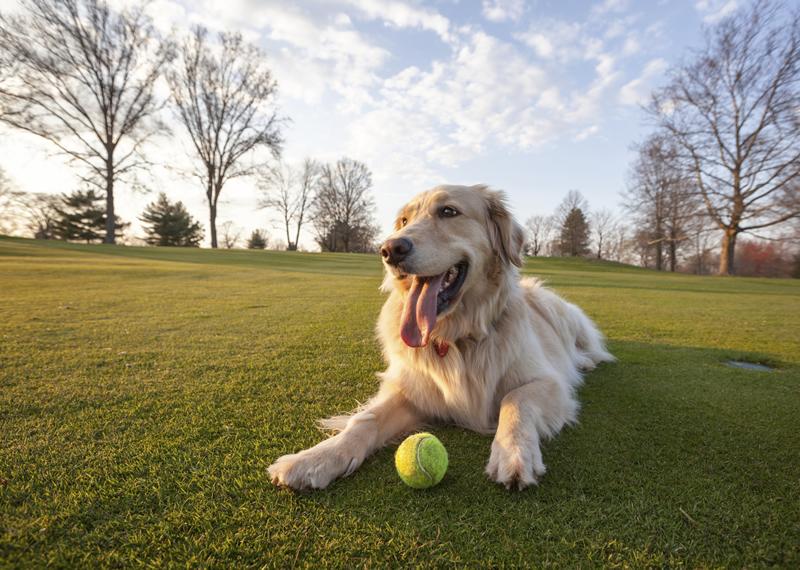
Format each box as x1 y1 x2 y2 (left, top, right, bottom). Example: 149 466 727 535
482 186 525 267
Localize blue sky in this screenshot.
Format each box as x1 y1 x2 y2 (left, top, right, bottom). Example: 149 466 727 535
0 0 743 247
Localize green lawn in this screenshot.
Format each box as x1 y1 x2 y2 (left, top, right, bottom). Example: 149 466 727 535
1 236 798 568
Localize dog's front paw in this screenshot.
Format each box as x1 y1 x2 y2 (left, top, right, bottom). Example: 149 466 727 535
485 438 546 490
268 439 362 490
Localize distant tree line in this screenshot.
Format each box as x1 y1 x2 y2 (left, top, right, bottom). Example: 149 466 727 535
525 182 798 278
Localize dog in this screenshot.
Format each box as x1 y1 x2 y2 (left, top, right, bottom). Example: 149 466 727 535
268 184 613 490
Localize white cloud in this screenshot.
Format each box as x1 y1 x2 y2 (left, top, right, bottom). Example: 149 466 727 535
334 13 352 26
621 35 640 56
343 0 452 42
182 1 389 108
515 20 583 61
144 0 187 33
482 0 525 23
603 18 627 40
695 0 738 23
591 0 630 16
522 33 554 58
575 125 599 141
619 58 667 106
344 24 632 190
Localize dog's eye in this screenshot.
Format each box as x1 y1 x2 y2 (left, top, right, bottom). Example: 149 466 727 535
439 206 459 218
401 217 408 227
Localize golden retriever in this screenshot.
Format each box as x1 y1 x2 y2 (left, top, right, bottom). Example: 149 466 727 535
268 184 613 490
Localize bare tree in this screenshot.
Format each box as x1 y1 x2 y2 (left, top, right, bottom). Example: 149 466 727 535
685 225 719 275
0 166 10 195
312 158 377 253
606 223 632 263
0 167 24 235
0 166 12 207
649 1 800 275
664 178 702 271
590 209 616 260
292 158 319 251
524 215 553 256
219 220 241 249
632 228 655 268
624 134 698 271
259 162 294 249
168 27 283 248
625 135 669 270
0 0 173 244
23 192 60 239
0 168 61 239
259 158 319 250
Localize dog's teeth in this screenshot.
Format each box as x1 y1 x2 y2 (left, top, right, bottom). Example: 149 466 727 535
439 266 459 293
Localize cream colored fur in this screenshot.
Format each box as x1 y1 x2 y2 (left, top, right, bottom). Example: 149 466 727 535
268 184 613 490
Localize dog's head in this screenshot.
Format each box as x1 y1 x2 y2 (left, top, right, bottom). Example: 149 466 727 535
380 184 525 348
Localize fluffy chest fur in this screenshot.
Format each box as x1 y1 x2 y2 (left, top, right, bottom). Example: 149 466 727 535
377 281 536 433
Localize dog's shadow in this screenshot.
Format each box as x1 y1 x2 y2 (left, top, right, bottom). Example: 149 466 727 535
275 340 796 562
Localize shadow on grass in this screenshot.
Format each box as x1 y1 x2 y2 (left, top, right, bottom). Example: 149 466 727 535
274 341 798 566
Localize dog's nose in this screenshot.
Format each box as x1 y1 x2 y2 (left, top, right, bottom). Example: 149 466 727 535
380 237 413 265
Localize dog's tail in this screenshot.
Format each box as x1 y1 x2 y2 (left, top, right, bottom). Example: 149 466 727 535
570 300 615 369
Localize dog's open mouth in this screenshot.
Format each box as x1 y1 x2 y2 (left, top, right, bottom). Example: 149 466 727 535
400 261 468 348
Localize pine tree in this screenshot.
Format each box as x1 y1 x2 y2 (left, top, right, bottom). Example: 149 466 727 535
559 207 590 257
246 229 268 249
53 190 126 243
139 193 204 247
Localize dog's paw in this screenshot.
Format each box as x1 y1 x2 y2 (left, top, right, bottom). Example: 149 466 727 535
268 439 362 490
485 438 546 491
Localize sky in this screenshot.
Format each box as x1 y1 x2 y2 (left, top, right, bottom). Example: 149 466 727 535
0 0 742 248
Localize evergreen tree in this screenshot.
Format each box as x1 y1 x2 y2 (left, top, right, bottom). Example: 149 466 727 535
246 229 268 249
139 193 203 247
559 207 590 257
317 219 379 253
53 190 126 243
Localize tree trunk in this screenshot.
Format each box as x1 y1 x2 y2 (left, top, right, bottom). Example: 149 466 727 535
207 178 218 249
669 240 677 272
284 217 293 251
209 202 218 248
655 241 663 271
104 159 116 244
293 219 303 252
718 228 737 275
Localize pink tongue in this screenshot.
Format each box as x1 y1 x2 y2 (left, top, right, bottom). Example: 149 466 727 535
400 273 446 348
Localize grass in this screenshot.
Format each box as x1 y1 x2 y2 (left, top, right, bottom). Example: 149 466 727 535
1 235 798 568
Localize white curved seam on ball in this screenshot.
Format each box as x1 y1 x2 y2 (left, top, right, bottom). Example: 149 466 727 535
416 436 433 483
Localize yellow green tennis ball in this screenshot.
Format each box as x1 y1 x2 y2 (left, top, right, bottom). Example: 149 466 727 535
395 432 448 488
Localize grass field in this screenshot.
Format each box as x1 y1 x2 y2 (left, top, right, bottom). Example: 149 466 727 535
1 236 799 568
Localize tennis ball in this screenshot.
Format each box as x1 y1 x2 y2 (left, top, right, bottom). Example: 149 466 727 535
395 432 448 489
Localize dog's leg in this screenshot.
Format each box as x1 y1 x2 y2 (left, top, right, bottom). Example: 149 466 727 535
485 376 577 490
268 389 421 490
